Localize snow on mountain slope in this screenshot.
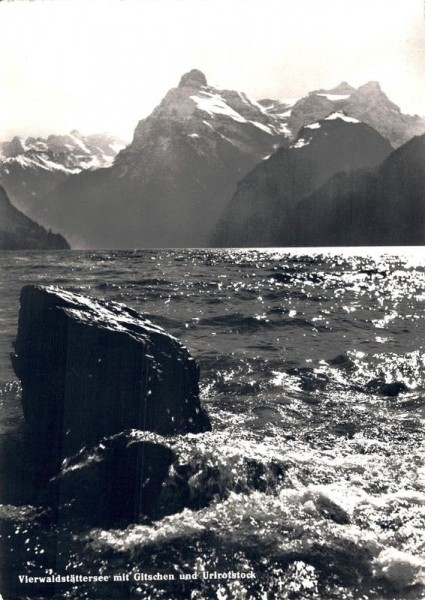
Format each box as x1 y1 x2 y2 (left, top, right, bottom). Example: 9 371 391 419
190 91 248 123
324 112 360 123
316 93 351 101
189 88 287 136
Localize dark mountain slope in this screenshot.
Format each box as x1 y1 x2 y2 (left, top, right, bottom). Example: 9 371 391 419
212 114 393 247
291 133 425 246
0 186 69 250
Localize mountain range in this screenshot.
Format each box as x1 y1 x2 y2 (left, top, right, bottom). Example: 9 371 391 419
283 81 425 148
1 70 424 249
0 130 124 225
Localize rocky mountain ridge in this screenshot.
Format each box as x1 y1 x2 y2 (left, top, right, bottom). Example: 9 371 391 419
1 130 124 172
261 80 425 148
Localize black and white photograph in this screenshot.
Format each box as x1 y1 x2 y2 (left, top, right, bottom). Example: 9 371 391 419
0 0 425 598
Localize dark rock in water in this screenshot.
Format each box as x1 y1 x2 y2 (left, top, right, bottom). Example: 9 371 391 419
156 455 287 518
46 432 175 527
333 422 358 439
11 285 211 483
315 495 351 525
287 367 328 393
366 378 408 397
300 541 373 586
326 353 356 371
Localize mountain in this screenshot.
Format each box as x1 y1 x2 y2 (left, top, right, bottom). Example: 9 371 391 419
340 82 425 148
290 133 425 246
0 185 69 250
0 130 125 222
212 113 393 247
261 81 425 148
31 70 291 248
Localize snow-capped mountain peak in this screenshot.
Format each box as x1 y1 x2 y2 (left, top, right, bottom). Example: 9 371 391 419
118 70 293 181
291 112 364 149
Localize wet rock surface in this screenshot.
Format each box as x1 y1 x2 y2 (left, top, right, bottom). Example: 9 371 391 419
47 432 175 527
9 285 211 520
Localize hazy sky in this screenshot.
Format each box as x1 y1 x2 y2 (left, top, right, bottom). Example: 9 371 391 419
0 0 424 141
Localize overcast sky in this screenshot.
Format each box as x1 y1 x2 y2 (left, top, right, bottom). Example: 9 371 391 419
0 0 424 141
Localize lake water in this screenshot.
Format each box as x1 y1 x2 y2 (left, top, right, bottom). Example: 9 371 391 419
1 248 425 599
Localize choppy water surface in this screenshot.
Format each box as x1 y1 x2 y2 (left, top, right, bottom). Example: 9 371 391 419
1 248 425 599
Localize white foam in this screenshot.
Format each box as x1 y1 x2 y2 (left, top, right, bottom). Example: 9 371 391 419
373 549 425 588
